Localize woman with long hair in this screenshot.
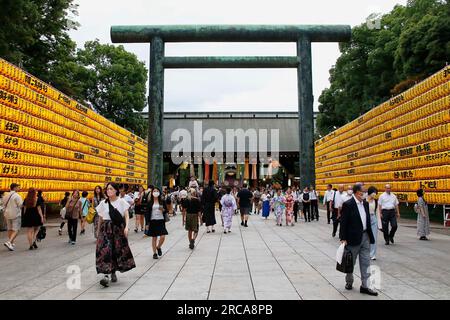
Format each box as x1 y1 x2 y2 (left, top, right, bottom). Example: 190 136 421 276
65 190 82 245
95 182 135 287
22 188 44 250
144 186 168 259
133 185 146 233
92 186 105 239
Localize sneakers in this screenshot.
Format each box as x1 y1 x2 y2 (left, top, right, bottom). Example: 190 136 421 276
100 276 110 287
134 228 138 233
58 229 62 236
4 241 14 251
420 236 429 240
371 257 377 261
71 241 76 245
157 247 162 256
224 230 227 234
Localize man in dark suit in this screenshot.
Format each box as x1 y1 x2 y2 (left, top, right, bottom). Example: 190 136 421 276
339 184 378 296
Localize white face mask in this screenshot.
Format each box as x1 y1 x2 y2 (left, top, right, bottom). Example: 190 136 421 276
153 192 160 198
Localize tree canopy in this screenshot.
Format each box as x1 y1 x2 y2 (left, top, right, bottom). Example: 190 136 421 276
0 0 148 138
317 0 450 136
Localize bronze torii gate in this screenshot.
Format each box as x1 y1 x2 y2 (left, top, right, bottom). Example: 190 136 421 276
110 25 351 188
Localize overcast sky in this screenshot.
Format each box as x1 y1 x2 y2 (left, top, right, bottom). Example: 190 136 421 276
69 0 406 112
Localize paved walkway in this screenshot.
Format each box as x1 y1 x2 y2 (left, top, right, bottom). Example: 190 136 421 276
0 209 449 300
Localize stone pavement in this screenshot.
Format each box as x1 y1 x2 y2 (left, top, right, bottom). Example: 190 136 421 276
0 209 449 300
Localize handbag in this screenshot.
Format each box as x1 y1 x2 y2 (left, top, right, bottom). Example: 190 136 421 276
36 226 46 242
336 246 354 273
86 206 96 224
108 201 125 226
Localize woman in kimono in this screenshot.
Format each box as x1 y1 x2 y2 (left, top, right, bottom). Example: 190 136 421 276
261 190 271 219
220 187 237 234
285 188 295 226
270 189 286 226
415 189 430 241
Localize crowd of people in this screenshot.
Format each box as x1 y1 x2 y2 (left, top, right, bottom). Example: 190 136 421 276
0 178 432 293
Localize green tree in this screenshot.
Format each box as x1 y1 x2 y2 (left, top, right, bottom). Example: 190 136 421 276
317 0 450 136
75 40 148 138
0 0 80 89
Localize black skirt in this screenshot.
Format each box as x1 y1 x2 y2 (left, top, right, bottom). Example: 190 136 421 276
145 219 168 237
22 207 43 228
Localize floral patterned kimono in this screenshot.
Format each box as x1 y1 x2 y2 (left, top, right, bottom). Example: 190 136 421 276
271 194 286 226
221 194 237 231
285 193 295 226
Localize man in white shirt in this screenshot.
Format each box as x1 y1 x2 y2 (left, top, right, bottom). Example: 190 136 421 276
332 185 347 237
3 183 23 251
309 185 319 221
378 184 400 245
323 184 335 224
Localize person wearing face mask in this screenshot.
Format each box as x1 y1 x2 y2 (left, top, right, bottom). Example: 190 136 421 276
95 182 135 287
145 187 169 259
366 186 380 260
339 184 377 296
341 186 353 203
